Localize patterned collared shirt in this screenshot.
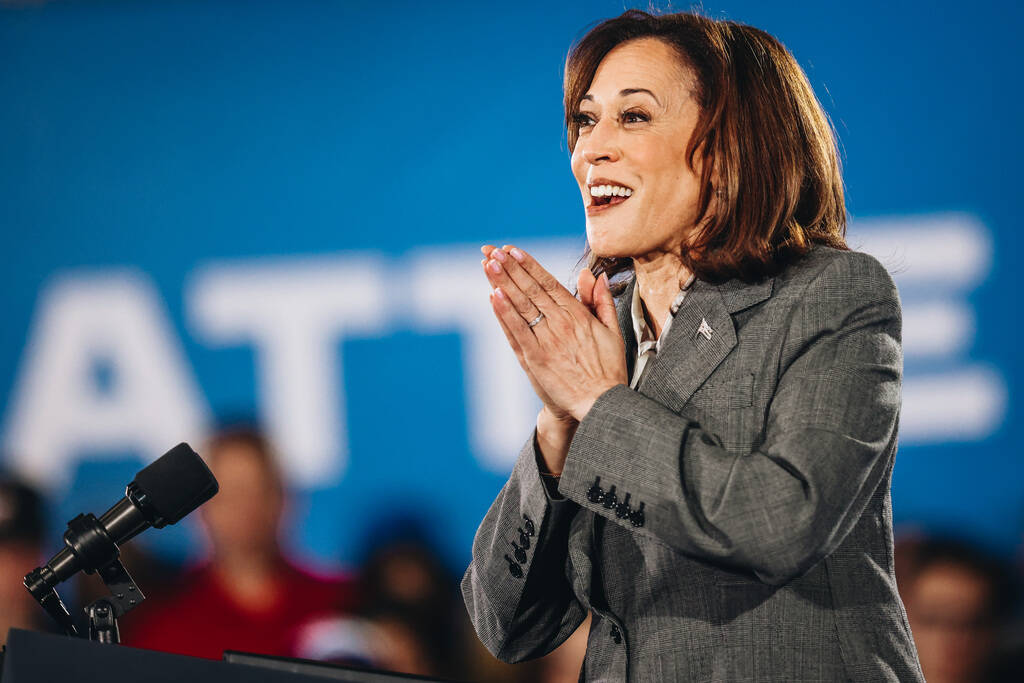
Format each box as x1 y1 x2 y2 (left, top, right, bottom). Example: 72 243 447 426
628 274 696 389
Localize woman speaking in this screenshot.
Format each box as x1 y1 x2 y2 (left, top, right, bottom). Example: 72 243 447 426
462 9 924 682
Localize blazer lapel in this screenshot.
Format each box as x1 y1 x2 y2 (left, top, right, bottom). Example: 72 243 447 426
638 276 774 413
614 276 638 382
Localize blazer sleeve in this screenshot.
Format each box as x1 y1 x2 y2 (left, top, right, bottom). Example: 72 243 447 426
460 429 588 662
556 251 903 586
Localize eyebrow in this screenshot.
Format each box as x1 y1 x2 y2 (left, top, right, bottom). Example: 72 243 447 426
581 88 661 106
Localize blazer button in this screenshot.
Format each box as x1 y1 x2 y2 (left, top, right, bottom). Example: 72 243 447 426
615 493 632 519
630 502 646 528
512 541 527 564
518 527 531 549
586 477 604 504
602 485 618 510
522 514 535 536
504 554 523 579
610 624 622 644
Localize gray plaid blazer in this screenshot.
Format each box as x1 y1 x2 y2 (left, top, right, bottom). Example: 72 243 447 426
461 245 925 682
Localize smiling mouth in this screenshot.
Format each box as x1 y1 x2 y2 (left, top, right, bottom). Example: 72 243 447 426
592 195 630 207
587 183 634 211
586 194 630 216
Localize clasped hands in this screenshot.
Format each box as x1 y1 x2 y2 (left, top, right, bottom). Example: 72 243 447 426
480 244 628 424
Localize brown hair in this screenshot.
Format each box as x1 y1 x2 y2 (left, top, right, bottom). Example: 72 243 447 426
564 9 848 288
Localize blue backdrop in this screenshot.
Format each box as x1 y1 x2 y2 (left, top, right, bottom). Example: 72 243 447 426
1 0 1020 573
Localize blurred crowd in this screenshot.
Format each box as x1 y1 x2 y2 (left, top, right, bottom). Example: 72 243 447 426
0 427 1020 682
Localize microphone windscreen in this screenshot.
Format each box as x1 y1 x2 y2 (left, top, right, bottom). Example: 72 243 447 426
132 443 219 526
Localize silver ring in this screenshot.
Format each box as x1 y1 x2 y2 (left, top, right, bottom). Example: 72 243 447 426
527 312 545 328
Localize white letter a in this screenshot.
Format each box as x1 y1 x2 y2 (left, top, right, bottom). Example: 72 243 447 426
2 271 208 491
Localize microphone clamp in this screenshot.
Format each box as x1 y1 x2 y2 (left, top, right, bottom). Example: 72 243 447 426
24 510 147 641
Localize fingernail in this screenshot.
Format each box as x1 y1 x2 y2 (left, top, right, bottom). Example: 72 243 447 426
494 287 507 300
487 260 502 274
481 258 487 266
509 247 525 262
601 272 609 285
491 248 507 262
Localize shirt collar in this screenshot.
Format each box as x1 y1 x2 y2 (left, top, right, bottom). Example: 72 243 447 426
629 274 696 350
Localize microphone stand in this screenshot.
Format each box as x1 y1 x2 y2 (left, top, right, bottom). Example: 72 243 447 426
84 558 144 644
24 512 146 643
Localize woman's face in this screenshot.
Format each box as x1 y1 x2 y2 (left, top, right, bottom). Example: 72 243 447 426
570 38 705 261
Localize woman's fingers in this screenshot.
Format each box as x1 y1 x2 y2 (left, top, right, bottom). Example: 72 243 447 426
499 245 588 320
488 291 525 359
490 291 567 415
481 244 596 337
481 245 627 420
482 253 542 324
593 272 619 330
493 246 563 320
490 286 540 358
577 268 597 310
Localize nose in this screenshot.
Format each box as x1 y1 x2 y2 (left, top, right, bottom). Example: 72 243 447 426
580 117 621 165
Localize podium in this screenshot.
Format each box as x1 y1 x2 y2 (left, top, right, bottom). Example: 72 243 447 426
1 629 454 682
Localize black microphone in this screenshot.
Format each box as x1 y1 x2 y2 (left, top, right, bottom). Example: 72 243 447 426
24 442 219 631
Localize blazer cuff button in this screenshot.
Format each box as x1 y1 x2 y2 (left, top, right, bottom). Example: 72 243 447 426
615 493 632 519
504 554 523 578
630 502 646 528
602 485 619 510
512 541 527 564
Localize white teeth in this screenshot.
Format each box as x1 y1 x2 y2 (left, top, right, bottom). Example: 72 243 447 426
589 185 633 197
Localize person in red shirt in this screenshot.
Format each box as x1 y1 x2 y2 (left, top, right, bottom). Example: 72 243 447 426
124 425 356 660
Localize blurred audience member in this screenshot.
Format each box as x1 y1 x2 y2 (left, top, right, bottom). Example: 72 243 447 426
896 534 1020 683
0 477 48 643
359 535 462 675
286 509 597 681
298 520 469 677
123 425 356 659
342 521 586 682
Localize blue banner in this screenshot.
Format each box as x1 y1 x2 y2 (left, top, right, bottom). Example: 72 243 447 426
1 0 1020 570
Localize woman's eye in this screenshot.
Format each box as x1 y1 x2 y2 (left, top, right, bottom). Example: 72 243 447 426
572 112 596 128
571 110 647 129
